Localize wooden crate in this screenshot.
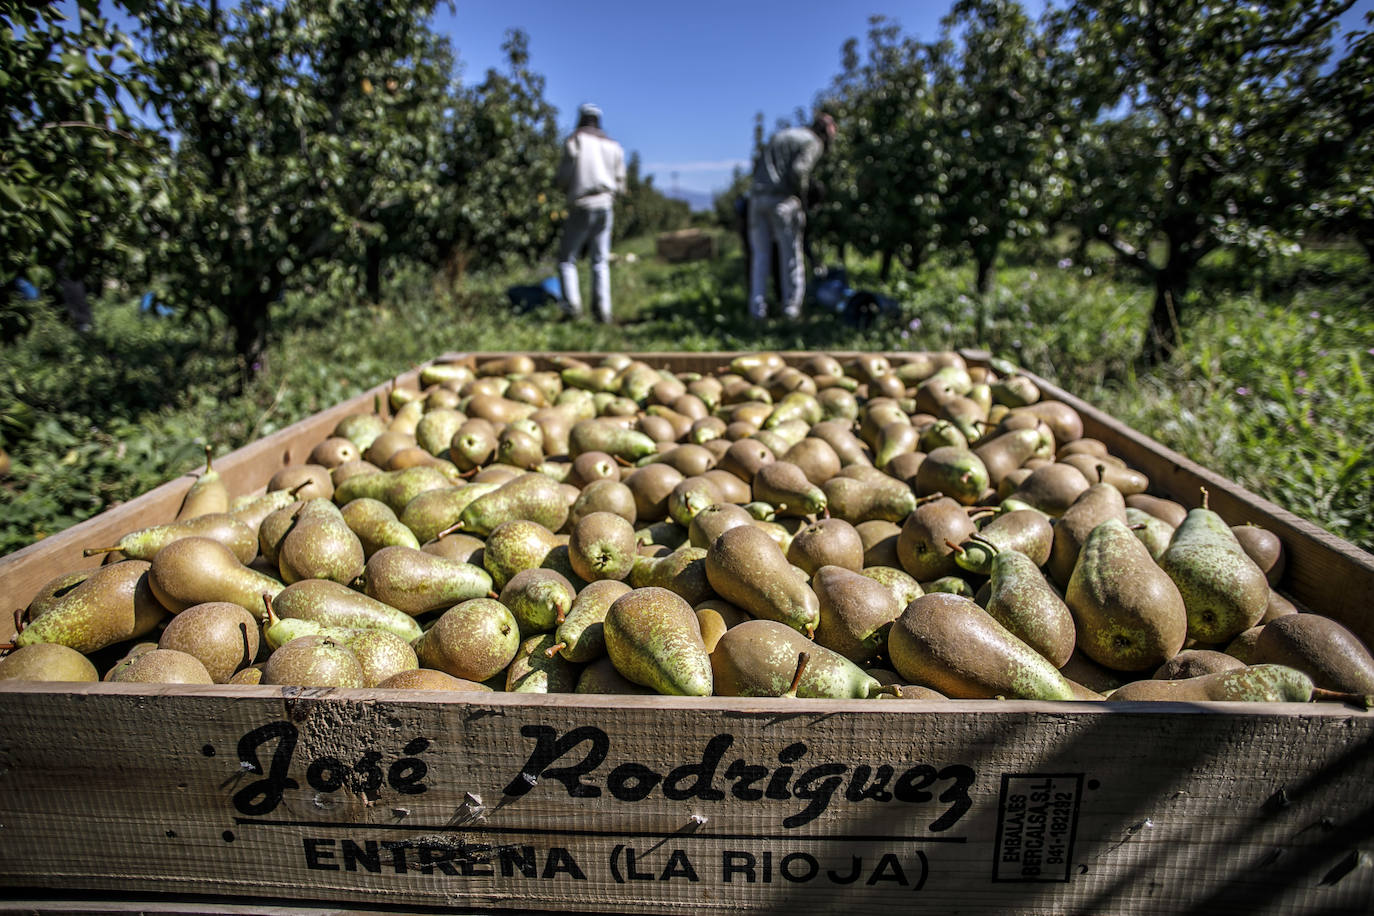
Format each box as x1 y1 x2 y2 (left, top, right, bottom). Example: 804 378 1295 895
1 351 1371 916
655 229 716 263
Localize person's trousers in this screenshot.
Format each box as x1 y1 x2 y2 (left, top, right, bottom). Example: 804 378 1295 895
748 194 805 319
558 206 613 322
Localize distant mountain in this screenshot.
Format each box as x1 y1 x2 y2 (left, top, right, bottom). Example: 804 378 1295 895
663 188 717 213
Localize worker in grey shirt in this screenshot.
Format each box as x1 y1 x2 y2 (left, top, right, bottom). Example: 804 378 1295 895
556 103 627 323
748 112 836 320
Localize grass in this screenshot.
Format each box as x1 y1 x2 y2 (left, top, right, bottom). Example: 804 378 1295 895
1 231 1370 555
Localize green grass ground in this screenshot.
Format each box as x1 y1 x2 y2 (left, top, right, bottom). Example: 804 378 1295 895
1 231 1370 554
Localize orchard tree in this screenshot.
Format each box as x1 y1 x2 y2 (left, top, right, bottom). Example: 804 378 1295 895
436 29 561 280
1053 0 1355 364
615 152 689 242
136 0 448 372
814 18 946 280
1304 17 1373 260
934 0 1062 297
0 1 158 335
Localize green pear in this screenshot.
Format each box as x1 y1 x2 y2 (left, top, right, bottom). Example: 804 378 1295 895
175 445 229 520
1066 519 1187 672
1109 664 1314 702
500 568 577 635
362 546 492 617
340 497 421 557
506 632 580 693
888 592 1077 700
110 648 214 685
456 472 569 536
18 559 165 654
549 579 633 663
0 643 99 682
705 525 819 636
270 578 422 642
412 597 521 682
261 635 365 688
83 512 258 566
397 482 501 544
278 498 365 585
1160 493 1269 644
604 586 713 696
158 601 260 683
711 619 886 698
980 537 1076 668
1047 479 1128 588
628 546 714 605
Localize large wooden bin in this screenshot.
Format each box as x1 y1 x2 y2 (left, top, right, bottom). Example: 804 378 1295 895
1 352 1371 916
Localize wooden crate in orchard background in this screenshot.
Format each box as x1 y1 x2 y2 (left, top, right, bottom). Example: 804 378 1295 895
0 351 1370 916
655 229 717 263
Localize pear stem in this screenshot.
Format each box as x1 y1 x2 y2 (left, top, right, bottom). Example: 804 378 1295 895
288 480 311 497
543 642 567 659
0 642 15 654
82 546 121 557
435 521 464 540
13 608 26 636
784 652 810 698
262 593 277 626
487 590 499 600
967 532 999 553
203 443 214 475
943 539 966 555
1199 486 1210 510
872 683 903 698
1311 688 1373 709
916 492 946 505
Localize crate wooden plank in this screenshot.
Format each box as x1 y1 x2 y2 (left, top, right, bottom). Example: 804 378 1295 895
0 683 1370 915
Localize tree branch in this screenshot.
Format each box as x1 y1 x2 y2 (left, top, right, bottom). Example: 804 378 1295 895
33 120 139 143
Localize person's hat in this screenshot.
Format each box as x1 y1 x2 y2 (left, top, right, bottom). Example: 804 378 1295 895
578 103 603 126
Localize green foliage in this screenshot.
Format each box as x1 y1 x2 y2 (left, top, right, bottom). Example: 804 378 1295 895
614 152 691 241
0 1 159 332
439 29 561 273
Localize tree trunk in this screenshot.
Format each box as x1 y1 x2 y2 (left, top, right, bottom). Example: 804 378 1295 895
880 249 895 282
55 256 92 333
975 253 995 298
230 296 272 378
1144 250 1190 366
365 243 382 302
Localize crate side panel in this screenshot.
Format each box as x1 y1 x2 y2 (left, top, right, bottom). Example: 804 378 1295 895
0 688 1370 915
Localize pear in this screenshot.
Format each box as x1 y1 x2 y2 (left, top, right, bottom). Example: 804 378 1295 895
547 579 633 663
817 471 916 527
481 519 560 590
1109 664 1314 702
1125 493 1188 527
812 565 902 665
568 511 637 582
1058 649 1125 695
270 579 422 642
83 512 258 566
362 546 491 617
888 593 1077 700
897 496 977 581
1153 649 1246 680
782 437 842 486
377 669 493 691
856 519 902 567
980 536 1076 668
1125 507 1175 561
667 475 724 527
1160 491 1269 644
158 601 260 683
448 418 498 471
860 566 925 610
569 479 638 527
0 643 99 682
787 518 865 575
1047 479 1128 589
953 509 1053 576
706 525 819 636
716 437 777 483
268 463 335 502
500 568 577 635
1250 613 1374 694
506 632 580 693
278 498 366 585
415 407 466 456
412 597 521 683
914 446 989 505
456 472 569 536
1231 523 1286 586
340 497 421 557
576 656 657 695
1066 519 1187 672
1059 454 1148 496
570 419 657 462
808 421 872 467
752 461 827 517
262 635 365 688
423 531 485 564
229 485 308 533
687 502 756 549
175 445 229 520
628 546 714 605
397 483 500 544
603 586 713 696
18 559 165 654
712 619 886 698
1007 463 1091 517
308 436 361 469
973 426 1052 489
334 412 388 452
110 648 215 685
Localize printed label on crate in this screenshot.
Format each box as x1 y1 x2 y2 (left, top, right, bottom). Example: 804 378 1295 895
211 718 1091 899
991 773 1084 882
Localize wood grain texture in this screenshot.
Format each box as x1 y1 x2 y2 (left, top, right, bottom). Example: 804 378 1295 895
0 684 1370 914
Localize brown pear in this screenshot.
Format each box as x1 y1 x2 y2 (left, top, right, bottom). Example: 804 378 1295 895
787 518 865 575
897 497 977 581
1047 481 1127 589
157 601 260 683
812 565 902 664
1250 613 1374 694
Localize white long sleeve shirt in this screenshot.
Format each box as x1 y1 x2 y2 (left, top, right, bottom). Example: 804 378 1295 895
557 128 627 211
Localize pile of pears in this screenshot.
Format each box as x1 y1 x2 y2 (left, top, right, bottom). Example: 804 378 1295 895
4 351 1372 706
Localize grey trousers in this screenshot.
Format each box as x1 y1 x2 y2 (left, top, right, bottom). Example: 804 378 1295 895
748 194 805 319
558 206 613 322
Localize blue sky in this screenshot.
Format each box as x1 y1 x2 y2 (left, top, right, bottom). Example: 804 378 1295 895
437 0 1374 198
435 0 1027 196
